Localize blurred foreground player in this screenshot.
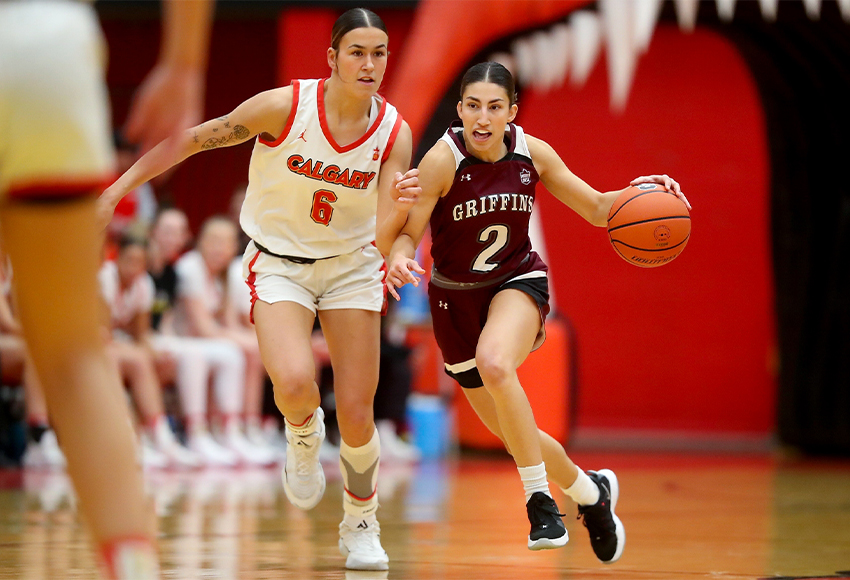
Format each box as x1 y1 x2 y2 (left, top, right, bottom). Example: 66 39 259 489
0 1 213 578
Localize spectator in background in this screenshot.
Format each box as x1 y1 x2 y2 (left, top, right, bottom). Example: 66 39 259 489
147 207 246 466
99 234 200 469
172 216 275 465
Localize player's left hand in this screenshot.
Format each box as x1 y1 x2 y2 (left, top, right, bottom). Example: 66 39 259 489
391 168 421 211
631 174 691 210
386 255 426 301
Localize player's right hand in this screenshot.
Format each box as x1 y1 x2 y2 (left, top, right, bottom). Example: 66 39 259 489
386 256 425 301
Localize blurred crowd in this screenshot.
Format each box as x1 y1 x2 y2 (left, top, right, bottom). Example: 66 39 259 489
0 140 423 473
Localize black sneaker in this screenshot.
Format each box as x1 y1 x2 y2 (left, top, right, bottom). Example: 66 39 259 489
577 469 625 563
526 491 569 550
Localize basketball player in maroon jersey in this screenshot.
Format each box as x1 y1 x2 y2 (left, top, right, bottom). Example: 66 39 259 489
383 62 688 562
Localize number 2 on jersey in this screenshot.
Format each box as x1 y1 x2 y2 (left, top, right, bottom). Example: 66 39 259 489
310 189 338 226
472 224 509 272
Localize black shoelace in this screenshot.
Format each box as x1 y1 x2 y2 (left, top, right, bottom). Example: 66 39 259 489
528 495 565 526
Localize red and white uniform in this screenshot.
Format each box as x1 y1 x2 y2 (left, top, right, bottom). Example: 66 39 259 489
240 78 403 315
0 1 114 199
98 262 155 331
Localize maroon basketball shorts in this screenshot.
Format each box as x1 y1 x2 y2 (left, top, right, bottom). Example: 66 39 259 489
427 265 550 389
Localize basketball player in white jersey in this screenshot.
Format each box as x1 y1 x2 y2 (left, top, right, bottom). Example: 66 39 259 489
0 1 213 578
99 7 420 571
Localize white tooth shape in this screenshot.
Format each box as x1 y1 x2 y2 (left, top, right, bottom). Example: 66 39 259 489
634 0 663 53
839 0 850 21
489 52 517 80
531 31 556 91
674 0 700 32
569 10 602 88
716 0 736 21
802 0 821 19
549 23 571 89
757 0 779 21
602 0 638 113
511 36 536 88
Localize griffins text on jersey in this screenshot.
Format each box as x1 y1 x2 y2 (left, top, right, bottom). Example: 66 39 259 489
286 154 376 190
452 193 534 222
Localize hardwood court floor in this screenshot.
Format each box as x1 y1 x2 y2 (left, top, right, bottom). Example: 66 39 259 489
1 451 849 579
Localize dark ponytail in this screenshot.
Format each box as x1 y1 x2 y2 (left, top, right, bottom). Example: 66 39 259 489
331 8 388 50
460 62 517 105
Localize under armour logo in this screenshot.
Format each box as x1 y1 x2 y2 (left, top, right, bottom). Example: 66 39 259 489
438 301 448 310
460 174 471 182
357 520 368 530
297 130 307 142
373 147 380 161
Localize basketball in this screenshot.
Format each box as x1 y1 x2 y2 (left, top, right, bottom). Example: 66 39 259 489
607 183 691 268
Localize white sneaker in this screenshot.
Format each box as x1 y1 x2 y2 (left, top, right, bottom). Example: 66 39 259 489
22 430 66 469
140 435 168 470
376 420 421 464
338 518 389 571
283 407 326 510
152 420 202 469
189 431 239 467
223 424 277 466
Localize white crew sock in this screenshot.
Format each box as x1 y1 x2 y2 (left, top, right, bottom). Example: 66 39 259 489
562 468 600 506
518 462 551 502
340 427 381 519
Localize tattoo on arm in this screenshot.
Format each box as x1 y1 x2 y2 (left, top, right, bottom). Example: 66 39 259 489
201 125 250 150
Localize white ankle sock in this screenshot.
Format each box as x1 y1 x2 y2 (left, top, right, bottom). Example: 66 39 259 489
285 411 317 436
518 463 551 502
562 468 600 506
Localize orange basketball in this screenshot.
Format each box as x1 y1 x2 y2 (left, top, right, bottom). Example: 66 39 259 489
607 183 691 268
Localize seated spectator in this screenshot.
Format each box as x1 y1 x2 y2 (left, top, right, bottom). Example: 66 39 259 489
171 216 275 465
148 208 261 466
99 234 200 469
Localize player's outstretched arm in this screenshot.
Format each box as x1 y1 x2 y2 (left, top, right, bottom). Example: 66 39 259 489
385 141 454 300
528 135 690 226
527 135 618 227
99 87 293 228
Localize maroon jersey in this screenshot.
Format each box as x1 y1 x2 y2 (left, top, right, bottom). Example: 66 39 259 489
429 121 544 284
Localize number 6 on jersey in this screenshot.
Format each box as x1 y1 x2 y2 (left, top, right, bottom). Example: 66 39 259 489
311 189 338 226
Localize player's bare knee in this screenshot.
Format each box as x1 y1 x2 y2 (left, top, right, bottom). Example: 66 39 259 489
270 367 316 407
475 352 512 389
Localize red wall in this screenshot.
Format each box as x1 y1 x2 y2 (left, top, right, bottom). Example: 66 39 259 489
520 26 776 433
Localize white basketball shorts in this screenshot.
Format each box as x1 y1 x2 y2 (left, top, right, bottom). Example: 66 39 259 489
0 1 114 198
242 241 387 318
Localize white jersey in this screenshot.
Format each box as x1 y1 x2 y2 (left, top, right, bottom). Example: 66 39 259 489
240 78 403 259
98 261 155 329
